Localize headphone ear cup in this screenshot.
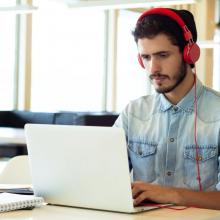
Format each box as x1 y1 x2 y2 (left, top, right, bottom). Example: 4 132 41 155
183 43 200 64
137 54 145 68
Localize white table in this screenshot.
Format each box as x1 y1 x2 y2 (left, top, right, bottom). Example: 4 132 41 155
0 127 25 145
1 204 220 220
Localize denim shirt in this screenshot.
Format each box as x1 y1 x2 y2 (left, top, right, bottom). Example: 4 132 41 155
114 78 220 191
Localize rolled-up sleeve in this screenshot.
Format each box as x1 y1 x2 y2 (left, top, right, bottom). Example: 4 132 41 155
113 105 133 171
113 105 129 134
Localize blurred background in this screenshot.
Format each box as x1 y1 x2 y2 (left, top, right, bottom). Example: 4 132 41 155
0 0 219 114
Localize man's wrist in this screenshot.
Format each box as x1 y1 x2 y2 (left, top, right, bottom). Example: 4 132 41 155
170 188 186 205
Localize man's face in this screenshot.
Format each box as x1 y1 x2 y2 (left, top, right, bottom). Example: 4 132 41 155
137 34 187 94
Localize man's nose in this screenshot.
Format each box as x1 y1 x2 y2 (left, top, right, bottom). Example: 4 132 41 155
148 58 161 75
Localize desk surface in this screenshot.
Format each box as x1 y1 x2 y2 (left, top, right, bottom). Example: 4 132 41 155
1 204 220 220
0 127 25 145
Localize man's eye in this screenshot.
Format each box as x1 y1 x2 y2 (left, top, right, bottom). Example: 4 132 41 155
159 53 169 58
143 55 150 61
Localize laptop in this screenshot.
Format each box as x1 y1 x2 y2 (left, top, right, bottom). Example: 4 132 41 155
25 124 168 213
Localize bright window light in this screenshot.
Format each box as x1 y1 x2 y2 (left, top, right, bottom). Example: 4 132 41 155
116 10 152 112
31 2 105 111
0 3 16 110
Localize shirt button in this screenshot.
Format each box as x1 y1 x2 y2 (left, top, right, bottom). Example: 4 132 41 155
197 155 203 161
138 149 142 155
173 106 178 112
170 138 174 142
167 171 172 176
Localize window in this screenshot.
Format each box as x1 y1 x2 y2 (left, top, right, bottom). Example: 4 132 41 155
31 2 105 112
116 10 152 112
0 1 17 110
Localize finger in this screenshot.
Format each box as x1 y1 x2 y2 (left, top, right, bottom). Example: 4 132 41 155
132 181 143 185
133 191 149 206
132 185 142 198
132 189 143 199
131 181 145 189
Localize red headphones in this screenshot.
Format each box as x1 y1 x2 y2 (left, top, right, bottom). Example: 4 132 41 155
137 8 200 69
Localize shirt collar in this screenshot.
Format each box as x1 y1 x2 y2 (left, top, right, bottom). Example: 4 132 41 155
159 76 203 112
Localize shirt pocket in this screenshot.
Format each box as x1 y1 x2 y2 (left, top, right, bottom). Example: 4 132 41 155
183 145 218 190
128 141 157 182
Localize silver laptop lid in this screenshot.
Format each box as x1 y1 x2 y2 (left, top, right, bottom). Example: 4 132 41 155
25 124 135 213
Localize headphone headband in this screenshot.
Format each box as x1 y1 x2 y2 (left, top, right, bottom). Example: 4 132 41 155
136 7 200 66
137 8 193 42
138 8 185 27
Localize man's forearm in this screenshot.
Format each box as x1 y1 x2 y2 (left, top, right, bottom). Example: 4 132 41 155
176 188 220 210
132 181 220 210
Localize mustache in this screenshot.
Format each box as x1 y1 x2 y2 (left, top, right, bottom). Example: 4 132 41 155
149 73 169 80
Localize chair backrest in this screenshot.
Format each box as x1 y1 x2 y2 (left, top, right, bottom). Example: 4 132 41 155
0 155 32 184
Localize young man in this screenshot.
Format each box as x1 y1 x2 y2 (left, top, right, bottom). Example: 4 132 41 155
114 8 220 210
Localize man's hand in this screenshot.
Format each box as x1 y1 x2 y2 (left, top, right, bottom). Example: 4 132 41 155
131 181 220 210
131 181 180 206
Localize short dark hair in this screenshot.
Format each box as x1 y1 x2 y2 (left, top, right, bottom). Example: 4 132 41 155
132 9 197 68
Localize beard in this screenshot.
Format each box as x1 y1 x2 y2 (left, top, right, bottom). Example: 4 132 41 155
149 61 187 94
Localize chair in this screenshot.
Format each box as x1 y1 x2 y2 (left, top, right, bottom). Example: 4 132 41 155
0 155 32 184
